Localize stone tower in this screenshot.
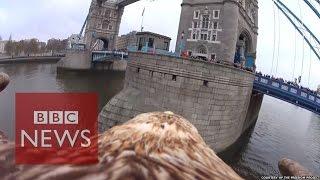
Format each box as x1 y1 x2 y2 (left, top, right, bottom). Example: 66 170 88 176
84 0 124 51
176 0 258 66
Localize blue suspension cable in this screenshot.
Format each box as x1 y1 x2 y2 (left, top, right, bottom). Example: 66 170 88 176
293 30 297 80
271 2 276 75
298 0 305 80
274 0 320 61
308 37 312 86
276 0 320 45
303 0 320 19
276 7 281 75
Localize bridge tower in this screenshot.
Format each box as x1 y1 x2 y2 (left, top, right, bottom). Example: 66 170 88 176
84 0 124 51
176 0 258 65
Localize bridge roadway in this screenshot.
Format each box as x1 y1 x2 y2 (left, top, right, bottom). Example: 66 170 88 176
253 74 320 115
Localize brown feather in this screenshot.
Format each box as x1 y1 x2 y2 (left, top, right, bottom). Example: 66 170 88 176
0 112 243 180
0 72 10 92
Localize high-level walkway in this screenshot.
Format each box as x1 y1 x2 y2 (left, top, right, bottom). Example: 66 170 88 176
253 74 320 115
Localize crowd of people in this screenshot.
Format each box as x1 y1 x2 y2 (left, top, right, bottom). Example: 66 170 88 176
256 72 319 96
187 55 256 73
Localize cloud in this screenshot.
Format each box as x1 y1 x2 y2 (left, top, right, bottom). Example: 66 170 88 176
0 0 90 41
0 8 8 24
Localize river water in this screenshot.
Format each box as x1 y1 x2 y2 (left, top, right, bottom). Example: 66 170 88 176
0 62 319 179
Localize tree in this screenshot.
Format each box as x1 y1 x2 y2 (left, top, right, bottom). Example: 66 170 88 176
39 42 46 54
46 38 59 53
15 40 26 56
46 38 67 53
4 35 14 56
0 35 2 41
58 39 68 52
12 41 19 56
27 38 39 55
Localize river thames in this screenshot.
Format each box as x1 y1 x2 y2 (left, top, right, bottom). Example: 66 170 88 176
0 62 319 179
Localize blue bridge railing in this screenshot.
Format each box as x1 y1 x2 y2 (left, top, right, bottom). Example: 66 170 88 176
92 51 128 62
253 74 320 115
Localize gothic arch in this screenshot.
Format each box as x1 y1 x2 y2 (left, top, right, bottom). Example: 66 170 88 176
94 37 109 50
197 45 208 55
238 29 253 53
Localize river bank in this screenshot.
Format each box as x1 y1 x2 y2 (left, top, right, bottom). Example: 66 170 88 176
0 56 62 64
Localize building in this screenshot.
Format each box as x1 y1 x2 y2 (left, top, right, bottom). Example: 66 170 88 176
136 31 171 52
116 31 137 51
68 34 86 50
0 41 8 54
176 0 258 65
84 0 124 50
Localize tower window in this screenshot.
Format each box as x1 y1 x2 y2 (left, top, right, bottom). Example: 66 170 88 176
202 15 209 29
105 10 111 18
213 22 218 29
102 20 109 30
213 10 220 19
192 33 196 39
203 80 209 87
201 33 208 40
193 22 198 28
148 38 154 48
194 11 200 19
211 54 216 61
164 42 169 51
212 34 217 41
172 75 177 81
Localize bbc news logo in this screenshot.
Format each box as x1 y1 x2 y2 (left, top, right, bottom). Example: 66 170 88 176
21 111 91 148
34 111 79 124
16 93 98 165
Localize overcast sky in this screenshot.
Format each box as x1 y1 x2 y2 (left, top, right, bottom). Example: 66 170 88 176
0 0 319 89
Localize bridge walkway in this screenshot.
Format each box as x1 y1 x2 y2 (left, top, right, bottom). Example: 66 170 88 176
253 74 320 115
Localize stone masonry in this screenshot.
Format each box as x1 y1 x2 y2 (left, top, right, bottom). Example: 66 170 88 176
176 0 258 64
84 0 124 50
99 52 257 153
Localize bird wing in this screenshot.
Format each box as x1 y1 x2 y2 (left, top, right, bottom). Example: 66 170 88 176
1 112 243 180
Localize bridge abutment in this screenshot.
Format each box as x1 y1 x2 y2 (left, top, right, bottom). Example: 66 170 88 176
99 52 260 152
57 50 92 70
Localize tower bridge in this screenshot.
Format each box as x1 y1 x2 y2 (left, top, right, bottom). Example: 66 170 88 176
57 0 320 152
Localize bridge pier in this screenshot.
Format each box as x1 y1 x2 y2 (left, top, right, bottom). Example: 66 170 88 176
57 50 92 70
99 52 261 153
92 60 127 71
